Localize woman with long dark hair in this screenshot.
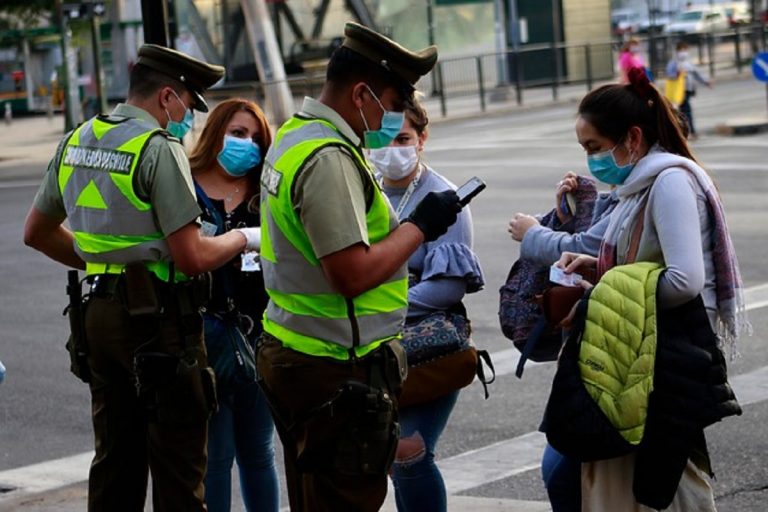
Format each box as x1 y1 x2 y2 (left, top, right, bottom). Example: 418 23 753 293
553 67 747 510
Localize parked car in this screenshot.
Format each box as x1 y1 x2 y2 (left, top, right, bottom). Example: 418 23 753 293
722 2 751 26
637 11 675 33
664 6 730 35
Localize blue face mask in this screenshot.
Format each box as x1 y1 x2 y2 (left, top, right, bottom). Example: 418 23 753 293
217 135 262 177
359 85 405 149
165 91 194 139
586 145 635 185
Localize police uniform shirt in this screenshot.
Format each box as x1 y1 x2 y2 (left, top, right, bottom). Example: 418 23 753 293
34 104 201 238
292 97 373 259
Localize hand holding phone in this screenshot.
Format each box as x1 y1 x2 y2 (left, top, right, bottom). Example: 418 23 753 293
456 176 486 206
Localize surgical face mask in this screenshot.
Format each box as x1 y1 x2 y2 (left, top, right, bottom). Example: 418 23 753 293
359 85 405 149
367 145 419 180
629 45 640 54
217 135 262 177
677 51 689 61
165 91 194 139
586 145 635 185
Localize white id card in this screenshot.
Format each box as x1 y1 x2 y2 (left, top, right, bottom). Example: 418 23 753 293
241 251 261 272
549 265 582 287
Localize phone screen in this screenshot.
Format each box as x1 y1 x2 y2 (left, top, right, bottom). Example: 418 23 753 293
456 177 486 206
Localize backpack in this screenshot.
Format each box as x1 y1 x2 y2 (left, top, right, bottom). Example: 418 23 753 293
498 177 598 377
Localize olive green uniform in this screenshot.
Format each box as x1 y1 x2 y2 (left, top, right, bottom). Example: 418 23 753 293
35 104 212 512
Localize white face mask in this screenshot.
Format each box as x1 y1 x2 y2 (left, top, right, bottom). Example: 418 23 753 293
367 145 419 180
677 51 689 61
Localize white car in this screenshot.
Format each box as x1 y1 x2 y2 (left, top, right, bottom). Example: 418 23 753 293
664 7 730 34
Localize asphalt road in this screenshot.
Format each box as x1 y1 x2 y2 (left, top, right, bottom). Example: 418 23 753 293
0 76 766 510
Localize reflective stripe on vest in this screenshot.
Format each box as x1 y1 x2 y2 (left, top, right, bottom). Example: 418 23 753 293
58 116 179 282
260 116 408 359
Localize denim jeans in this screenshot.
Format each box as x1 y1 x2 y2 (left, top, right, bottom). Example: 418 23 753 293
205 380 279 512
391 390 460 512
541 443 581 512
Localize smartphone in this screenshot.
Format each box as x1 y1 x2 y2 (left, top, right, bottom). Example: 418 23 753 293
559 191 576 217
549 265 583 287
456 176 486 206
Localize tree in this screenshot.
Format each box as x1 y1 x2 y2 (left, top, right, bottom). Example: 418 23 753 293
0 0 55 30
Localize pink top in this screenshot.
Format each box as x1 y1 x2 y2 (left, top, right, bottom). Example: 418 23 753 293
618 51 645 83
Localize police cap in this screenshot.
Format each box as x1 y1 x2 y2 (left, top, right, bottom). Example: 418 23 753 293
341 22 437 90
136 44 225 112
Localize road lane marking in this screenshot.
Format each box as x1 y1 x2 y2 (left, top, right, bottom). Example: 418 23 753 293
2 283 767 501
0 179 42 189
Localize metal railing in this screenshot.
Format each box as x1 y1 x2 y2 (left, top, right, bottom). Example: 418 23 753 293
219 23 767 121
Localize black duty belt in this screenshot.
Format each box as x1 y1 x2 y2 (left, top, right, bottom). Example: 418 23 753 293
88 274 123 298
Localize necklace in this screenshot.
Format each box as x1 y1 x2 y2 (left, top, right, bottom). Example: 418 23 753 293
207 176 247 203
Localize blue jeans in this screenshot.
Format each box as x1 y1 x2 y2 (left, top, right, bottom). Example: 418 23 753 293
205 380 279 512
391 390 460 512
541 444 581 512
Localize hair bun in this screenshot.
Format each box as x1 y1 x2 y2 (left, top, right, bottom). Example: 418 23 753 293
628 66 653 101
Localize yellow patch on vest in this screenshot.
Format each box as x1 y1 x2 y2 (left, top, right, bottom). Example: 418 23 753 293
75 179 108 210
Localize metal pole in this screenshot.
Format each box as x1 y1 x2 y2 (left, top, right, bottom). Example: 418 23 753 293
437 62 447 117
476 56 486 112
735 26 742 73
585 43 593 91
551 0 562 101
54 0 80 131
90 12 107 114
426 0 442 97
493 0 508 85
141 0 170 46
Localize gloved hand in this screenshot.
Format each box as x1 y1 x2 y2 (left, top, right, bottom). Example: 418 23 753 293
236 227 261 251
404 189 461 242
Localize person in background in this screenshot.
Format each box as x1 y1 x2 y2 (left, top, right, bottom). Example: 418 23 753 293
256 22 461 512
23 44 261 511
189 98 278 512
371 98 484 512
666 41 712 139
618 38 646 84
556 66 747 511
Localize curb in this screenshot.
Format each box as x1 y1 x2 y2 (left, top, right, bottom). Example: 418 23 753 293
714 117 768 135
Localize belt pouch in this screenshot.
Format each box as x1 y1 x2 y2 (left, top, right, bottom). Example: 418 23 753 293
124 262 161 316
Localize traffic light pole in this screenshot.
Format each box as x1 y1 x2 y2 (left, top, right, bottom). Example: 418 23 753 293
141 0 170 46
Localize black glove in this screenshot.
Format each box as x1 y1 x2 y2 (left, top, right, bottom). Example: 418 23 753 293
404 189 462 242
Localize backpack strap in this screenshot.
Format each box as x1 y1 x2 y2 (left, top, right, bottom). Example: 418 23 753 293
515 315 549 379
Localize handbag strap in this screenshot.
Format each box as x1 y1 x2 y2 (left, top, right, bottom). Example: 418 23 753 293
475 349 496 399
515 315 549 379
625 201 647 264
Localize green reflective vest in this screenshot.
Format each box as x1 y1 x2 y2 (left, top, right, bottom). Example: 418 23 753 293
260 115 408 360
58 116 180 281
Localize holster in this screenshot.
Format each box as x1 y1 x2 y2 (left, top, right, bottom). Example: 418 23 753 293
133 350 217 424
64 270 90 384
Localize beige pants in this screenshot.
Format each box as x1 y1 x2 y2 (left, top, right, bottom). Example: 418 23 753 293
582 454 716 512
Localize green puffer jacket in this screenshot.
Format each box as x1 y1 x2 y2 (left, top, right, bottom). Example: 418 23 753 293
578 262 664 446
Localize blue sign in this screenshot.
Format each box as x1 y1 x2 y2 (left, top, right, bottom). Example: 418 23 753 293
753 52 768 83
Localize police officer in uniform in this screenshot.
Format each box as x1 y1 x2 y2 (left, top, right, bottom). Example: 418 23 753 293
257 22 462 511
23 45 261 511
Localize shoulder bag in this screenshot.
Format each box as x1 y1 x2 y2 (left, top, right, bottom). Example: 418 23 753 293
399 308 495 408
